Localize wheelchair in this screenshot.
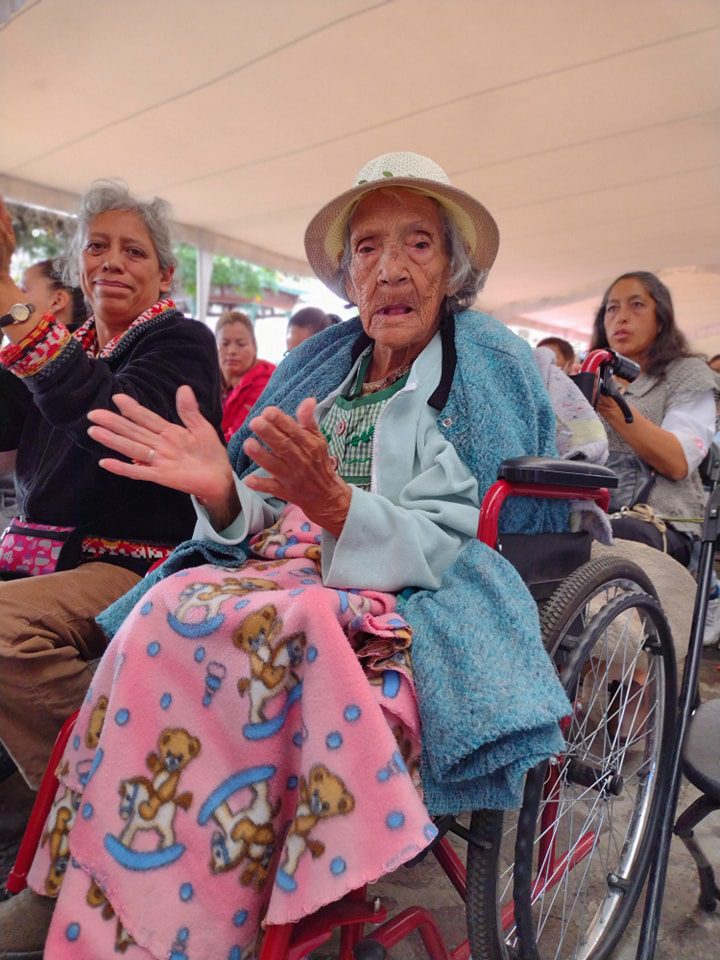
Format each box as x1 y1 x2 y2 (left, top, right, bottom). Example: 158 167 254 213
5 352 681 960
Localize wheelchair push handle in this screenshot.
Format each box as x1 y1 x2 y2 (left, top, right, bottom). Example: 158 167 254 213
580 348 640 382
601 376 635 424
577 348 641 424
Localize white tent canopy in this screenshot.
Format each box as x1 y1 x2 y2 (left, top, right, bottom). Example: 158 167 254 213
1 0 719 352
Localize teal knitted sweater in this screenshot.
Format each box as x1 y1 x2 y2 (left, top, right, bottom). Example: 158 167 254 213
99 310 571 812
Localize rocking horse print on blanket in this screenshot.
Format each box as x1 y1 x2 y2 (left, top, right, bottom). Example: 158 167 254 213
167 576 280 638
86 878 136 953
41 786 80 896
233 604 307 736
199 764 281 890
104 727 201 870
31 510 435 959
276 764 355 892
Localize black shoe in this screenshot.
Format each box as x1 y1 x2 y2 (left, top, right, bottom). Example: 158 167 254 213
0 775 36 903
0 746 15 786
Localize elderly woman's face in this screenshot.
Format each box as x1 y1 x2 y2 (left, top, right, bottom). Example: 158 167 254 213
345 189 450 356
80 210 173 324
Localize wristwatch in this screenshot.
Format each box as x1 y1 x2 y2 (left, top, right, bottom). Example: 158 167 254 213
0 303 35 328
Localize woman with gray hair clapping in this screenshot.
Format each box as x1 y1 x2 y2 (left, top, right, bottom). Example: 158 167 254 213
0 182 222 807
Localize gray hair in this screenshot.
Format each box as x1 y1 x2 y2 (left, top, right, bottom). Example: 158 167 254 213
62 180 176 289
339 192 488 315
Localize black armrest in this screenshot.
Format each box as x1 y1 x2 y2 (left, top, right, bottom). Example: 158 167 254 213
497 456 618 489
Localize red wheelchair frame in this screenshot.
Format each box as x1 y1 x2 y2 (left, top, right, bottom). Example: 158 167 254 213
6 352 621 960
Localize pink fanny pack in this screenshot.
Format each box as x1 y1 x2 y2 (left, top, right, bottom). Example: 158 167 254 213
0 519 82 578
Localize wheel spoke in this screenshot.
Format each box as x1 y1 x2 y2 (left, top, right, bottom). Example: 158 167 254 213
466 561 674 960
523 577 672 958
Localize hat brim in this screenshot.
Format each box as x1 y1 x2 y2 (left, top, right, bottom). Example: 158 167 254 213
304 176 499 300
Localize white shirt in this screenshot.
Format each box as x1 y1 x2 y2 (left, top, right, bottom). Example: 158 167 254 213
661 390 715 472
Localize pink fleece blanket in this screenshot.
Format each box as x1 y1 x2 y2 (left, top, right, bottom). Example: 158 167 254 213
30 507 435 958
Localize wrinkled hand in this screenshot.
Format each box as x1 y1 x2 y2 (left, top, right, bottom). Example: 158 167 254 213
243 398 351 538
87 385 239 528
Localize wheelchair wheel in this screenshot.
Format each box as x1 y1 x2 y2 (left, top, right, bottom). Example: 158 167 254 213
465 557 676 960
538 554 659 662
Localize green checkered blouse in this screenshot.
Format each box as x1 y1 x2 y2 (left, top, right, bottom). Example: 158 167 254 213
319 352 410 490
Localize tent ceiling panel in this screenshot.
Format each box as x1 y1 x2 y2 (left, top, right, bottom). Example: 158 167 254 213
477 120 720 214
0 0 380 168
1 0 718 349
497 169 720 242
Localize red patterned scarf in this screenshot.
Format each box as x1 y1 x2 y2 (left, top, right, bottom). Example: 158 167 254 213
73 297 176 358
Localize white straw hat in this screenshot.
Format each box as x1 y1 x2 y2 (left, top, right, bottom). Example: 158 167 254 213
304 151 499 299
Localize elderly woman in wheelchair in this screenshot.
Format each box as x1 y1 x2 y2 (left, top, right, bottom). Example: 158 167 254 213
0 153 602 959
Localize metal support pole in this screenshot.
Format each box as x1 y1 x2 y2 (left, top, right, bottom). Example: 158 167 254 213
195 247 213 325
635 483 720 959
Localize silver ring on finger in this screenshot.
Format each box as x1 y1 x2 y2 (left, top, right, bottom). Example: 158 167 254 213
147 447 157 464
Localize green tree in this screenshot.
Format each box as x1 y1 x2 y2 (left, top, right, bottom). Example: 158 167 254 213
6 202 71 261
5 202 280 305
174 243 279 305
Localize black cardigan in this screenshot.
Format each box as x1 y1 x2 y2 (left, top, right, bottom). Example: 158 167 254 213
0 308 223 573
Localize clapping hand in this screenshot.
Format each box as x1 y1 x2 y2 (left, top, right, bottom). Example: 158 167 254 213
243 398 351 538
87 385 240 529
88 390 352 537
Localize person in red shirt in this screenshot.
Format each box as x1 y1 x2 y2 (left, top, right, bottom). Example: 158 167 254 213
216 309 275 440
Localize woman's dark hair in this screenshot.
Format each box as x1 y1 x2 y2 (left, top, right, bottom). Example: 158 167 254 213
36 259 88 330
590 271 693 377
287 307 338 335
537 336 575 365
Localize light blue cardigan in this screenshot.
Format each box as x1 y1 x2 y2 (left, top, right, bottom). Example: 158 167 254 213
195 327 486 592
98 310 571 812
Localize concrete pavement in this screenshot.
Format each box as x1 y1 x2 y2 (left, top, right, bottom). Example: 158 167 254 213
365 650 720 960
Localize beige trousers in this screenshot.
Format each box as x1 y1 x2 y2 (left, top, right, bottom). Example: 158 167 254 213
0 562 140 788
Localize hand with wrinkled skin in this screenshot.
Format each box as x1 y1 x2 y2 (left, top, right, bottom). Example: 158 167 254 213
243 398 352 539
87 385 240 530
